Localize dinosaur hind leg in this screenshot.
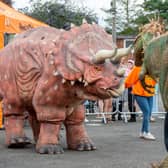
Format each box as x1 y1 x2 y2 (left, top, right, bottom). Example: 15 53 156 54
3 102 32 148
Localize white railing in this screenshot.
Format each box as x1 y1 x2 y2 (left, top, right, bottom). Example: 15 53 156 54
84 89 166 124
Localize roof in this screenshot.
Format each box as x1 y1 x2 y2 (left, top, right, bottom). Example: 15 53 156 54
117 35 136 39
0 1 48 34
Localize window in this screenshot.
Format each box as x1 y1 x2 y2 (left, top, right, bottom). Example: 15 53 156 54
124 39 134 48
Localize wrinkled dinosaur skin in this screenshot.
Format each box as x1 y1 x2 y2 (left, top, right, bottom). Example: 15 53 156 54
140 33 168 155
140 33 168 112
0 23 124 154
134 21 168 168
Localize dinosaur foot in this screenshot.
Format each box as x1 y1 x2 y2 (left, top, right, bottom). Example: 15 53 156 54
7 136 32 148
36 144 64 154
69 139 97 151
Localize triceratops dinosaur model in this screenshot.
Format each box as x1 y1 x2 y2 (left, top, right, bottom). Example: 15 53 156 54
0 22 129 154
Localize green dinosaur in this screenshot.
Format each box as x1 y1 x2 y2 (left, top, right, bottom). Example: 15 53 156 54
133 19 168 168
140 33 168 158
151 156 168 168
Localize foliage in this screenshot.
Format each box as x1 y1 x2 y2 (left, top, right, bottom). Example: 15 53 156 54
143 0 168 20
103 0 139 35
134 0 168 31
134 19 166 66
18 0 98 29
103 0 168 36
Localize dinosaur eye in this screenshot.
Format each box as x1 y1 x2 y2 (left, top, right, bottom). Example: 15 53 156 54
94 66 101 71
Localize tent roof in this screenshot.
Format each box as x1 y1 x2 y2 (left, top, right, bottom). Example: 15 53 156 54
0 1 48 33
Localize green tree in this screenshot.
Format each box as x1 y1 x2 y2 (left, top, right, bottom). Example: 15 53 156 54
104 0 168 35
134 0 168 29
103 0 140 35
17 0 98 29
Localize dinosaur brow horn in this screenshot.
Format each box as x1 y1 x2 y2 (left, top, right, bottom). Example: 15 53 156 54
111 45 133 63
92 48 117 64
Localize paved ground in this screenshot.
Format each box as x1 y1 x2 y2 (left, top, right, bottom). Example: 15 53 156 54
0 117 167 168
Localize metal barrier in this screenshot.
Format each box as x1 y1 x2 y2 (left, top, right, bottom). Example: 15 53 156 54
84 89 166 124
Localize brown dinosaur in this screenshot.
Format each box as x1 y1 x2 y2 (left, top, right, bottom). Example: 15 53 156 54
0 23 129 154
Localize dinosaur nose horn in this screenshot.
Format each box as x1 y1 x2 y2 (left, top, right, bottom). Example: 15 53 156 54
92 48 117 64
116 68 125 77
111 45 133 63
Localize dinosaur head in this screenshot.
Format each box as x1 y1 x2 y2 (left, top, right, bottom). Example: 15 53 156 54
134 18 165 66
83 60 125 99
50 22 129 99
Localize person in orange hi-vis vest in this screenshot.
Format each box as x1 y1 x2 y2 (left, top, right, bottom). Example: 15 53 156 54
125 65 156 141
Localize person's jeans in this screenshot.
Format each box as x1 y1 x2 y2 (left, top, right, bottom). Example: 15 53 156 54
134 95 153 133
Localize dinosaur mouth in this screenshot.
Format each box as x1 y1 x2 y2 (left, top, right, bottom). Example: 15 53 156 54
90 83 124 99
106 83 125 98
107 88 121 98
96 87 123 99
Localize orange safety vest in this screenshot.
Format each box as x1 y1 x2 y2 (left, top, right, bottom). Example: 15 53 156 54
125 66 156 97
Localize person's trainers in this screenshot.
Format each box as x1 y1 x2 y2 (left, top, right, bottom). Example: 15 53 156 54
150 117 156 122
143 132 156 140
139 132 145 138
85 118 89 122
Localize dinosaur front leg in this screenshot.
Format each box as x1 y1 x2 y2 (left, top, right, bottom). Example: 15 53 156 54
36 122 64 154
65 105 96 151
34 103 65 154
32 78 66 154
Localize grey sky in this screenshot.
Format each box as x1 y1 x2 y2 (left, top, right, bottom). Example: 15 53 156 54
13 0 144 26
14 0 112 14
13 0 112 26
14 0 144 14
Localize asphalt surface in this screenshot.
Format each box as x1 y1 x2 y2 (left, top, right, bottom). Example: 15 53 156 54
0 117 167 168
